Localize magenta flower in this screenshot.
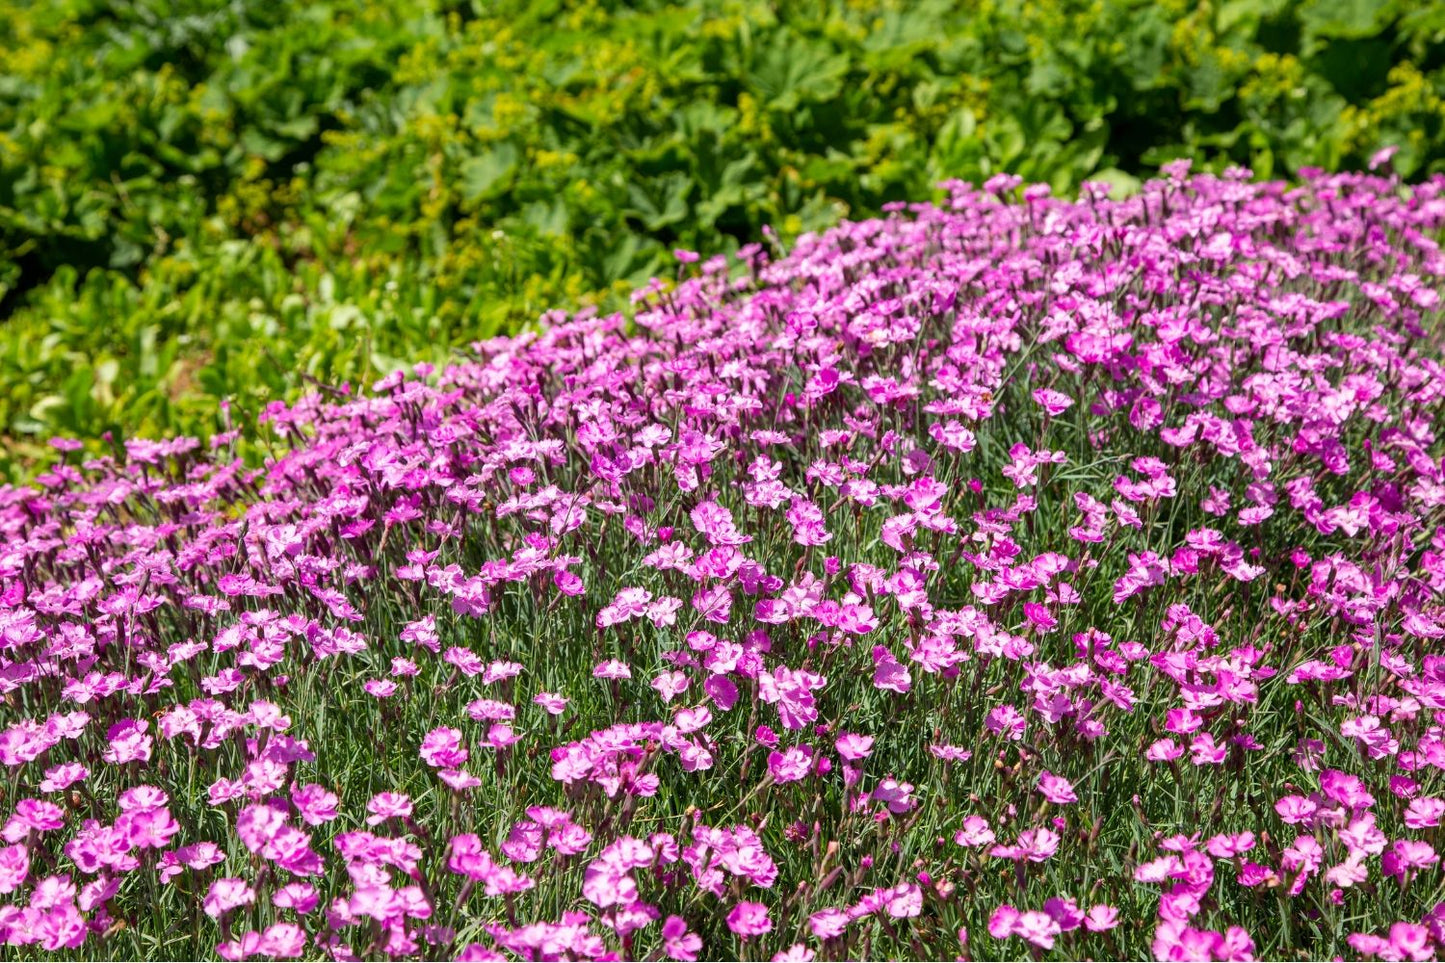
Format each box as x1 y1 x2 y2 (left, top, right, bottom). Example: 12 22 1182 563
726 901 772 939
291 784 339 826
767 747 812 784
1031 388 1073 416
363 678 397 698
985 704 1027 741
692 585 733 623
420 727 469 768
553 569 585 596
1146 738 1183 763
872 648 912 694
0 843 29 895
954 816 996 848
203 878 255 919
592 659 631 680
438 768 482 792
662 916 702 961
273 882 319 914
484 723 521 749
1406 798 1445 829
1084 904 1119 932
872 778 915 814
1036 770 1077 804
38 764 89 793
1383 840 1439 882
992 828 1060 863
365 793 413 826
1205 832 1256 859
835 732 874 761
1014 910 1062 949
101 720 153 765
1274 795 1318 826
651 671 689 703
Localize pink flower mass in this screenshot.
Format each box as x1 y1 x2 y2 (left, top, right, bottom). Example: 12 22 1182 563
0 168 1443 958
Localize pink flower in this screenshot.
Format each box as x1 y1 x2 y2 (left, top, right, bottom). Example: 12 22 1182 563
1146 738 1183 762
1084 904 1119 932
0 843 29 894
438 768 482 792
1406 798 1445 829
1389 923 1433 961
365 793 412 826
553 569 585 596
810 908 850 940
444 647 487 677
986 705 1026 741
662 916 702 961
291 784 339 826
1031 388 1073 416
485 723 521 749
38 764 89 794
35 903 86 951
1384 839 1439 881
785 498 832 546
835 733 874 761
1015 910 1062 949
363 678 397 698
501 821 544 863
259 922 308 958
727 901 772 939
420 727 468 768
101 720 152 765
954 816 995 848
652 671 690 703
1274 795 1318 825
1042 897 1084 932
872 778 915 814
273 882 319 914
597 587 653 628
1037 770 1077 804
1205 832 1256 859
989 904 1020 940
592 659 632 680
992 828 1060 863
872 648 912 694
3 799 66 841
1023 602 1058 631
691 501 752 546
1369 144 1400 170
693 585 733 623
203 878 255 919
767 747 812 784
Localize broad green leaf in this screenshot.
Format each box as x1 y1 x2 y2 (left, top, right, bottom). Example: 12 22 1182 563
459 143 521 203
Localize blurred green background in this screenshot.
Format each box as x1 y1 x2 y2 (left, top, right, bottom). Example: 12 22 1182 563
1 0 1442 477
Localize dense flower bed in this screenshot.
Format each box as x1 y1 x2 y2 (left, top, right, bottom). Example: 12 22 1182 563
2 162 1445 960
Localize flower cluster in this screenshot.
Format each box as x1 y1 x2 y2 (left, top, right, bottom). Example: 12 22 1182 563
0 162 1443 959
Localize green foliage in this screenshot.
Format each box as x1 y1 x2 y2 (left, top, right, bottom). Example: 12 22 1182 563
2 0 1443 477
